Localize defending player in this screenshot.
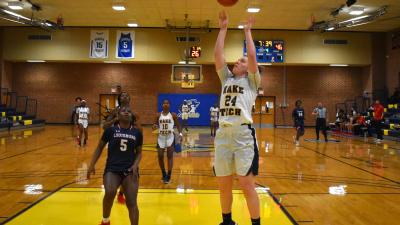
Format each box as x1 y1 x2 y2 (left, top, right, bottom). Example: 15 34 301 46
103 91 138 204
292 100 305 146
153 99 182 184
87 106 142 225
214 11 261 225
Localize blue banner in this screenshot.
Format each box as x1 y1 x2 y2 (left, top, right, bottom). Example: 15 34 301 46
158 94 219 126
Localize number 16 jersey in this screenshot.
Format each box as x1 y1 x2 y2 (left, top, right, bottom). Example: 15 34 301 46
217 65 260 126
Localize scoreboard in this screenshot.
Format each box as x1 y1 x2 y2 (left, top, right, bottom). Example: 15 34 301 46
244 40 284 63
190 46 201 58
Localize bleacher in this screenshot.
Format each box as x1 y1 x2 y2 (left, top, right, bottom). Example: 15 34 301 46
0 88 45 132
383 103 400 138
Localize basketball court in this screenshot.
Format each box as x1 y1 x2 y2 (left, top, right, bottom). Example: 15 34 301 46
0 0 400 225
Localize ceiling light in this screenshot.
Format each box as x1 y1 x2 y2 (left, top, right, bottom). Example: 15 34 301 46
247 7 261 13
330 64 348 67
27 60 45 63
8 1 24 10
3 9 30 21
127 23 138 27
238 25 244 29
104 61 121 63
346 21 370 27
178 61 196 64
340 15 370 23
0 17 25 24
349 7 364 15
112 5 125 11
326 27 335 31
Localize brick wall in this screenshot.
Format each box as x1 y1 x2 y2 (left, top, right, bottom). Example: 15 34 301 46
261 66 366 126
11 62 367 126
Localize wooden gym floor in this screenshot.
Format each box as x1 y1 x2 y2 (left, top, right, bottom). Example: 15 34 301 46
0 125 399 225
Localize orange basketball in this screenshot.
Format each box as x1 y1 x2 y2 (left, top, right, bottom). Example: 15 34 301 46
217 0 238 7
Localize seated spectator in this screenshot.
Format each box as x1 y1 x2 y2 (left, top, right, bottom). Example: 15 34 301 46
345 114 356 133
335 109 346 131
389 87 400 104
350 107 357 117
353 113 367 135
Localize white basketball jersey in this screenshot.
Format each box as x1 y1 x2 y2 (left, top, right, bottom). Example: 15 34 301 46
217 66 260 126
90 31 108 58
76 107 90 121
159 112 174 135
210 107 219 119
182 104 189 113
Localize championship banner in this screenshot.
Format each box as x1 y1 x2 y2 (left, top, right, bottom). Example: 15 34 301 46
158 94 219 126
116 31 135 58
90 30 109 58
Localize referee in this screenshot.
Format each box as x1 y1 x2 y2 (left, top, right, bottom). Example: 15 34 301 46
312 102 328 142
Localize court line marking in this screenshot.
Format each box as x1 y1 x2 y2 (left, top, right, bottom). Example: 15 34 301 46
278 136 400 185
2 181 75 225
256 183 299 225
0 132 99 161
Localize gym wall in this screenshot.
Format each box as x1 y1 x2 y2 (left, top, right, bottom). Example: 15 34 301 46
1 27 375 125
10 62 366 126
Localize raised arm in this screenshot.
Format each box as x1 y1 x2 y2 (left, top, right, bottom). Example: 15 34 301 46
244 16 261 89
214 11 228 72
244 16 257 74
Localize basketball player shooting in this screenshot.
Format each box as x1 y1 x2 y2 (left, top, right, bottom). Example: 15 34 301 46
214 11 261 225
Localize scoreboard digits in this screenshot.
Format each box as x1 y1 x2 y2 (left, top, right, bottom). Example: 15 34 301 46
190 46 201 58
244 40 284 63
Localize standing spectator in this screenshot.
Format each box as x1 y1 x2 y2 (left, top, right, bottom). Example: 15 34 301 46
372 100 384 143
312 102 328 142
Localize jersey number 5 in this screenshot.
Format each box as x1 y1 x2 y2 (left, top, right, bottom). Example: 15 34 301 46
120 139 128 151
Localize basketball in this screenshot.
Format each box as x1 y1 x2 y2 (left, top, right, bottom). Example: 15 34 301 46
217 0 238 7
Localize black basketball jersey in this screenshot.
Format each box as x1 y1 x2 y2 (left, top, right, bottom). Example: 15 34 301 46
102 125 143 172
292 108 305 123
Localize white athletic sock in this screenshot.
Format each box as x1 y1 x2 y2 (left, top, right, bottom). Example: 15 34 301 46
102 217 110 223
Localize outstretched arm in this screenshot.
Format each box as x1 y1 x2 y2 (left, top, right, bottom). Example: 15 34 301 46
214 11 228 72
244 16 257 74
244 16 261 89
